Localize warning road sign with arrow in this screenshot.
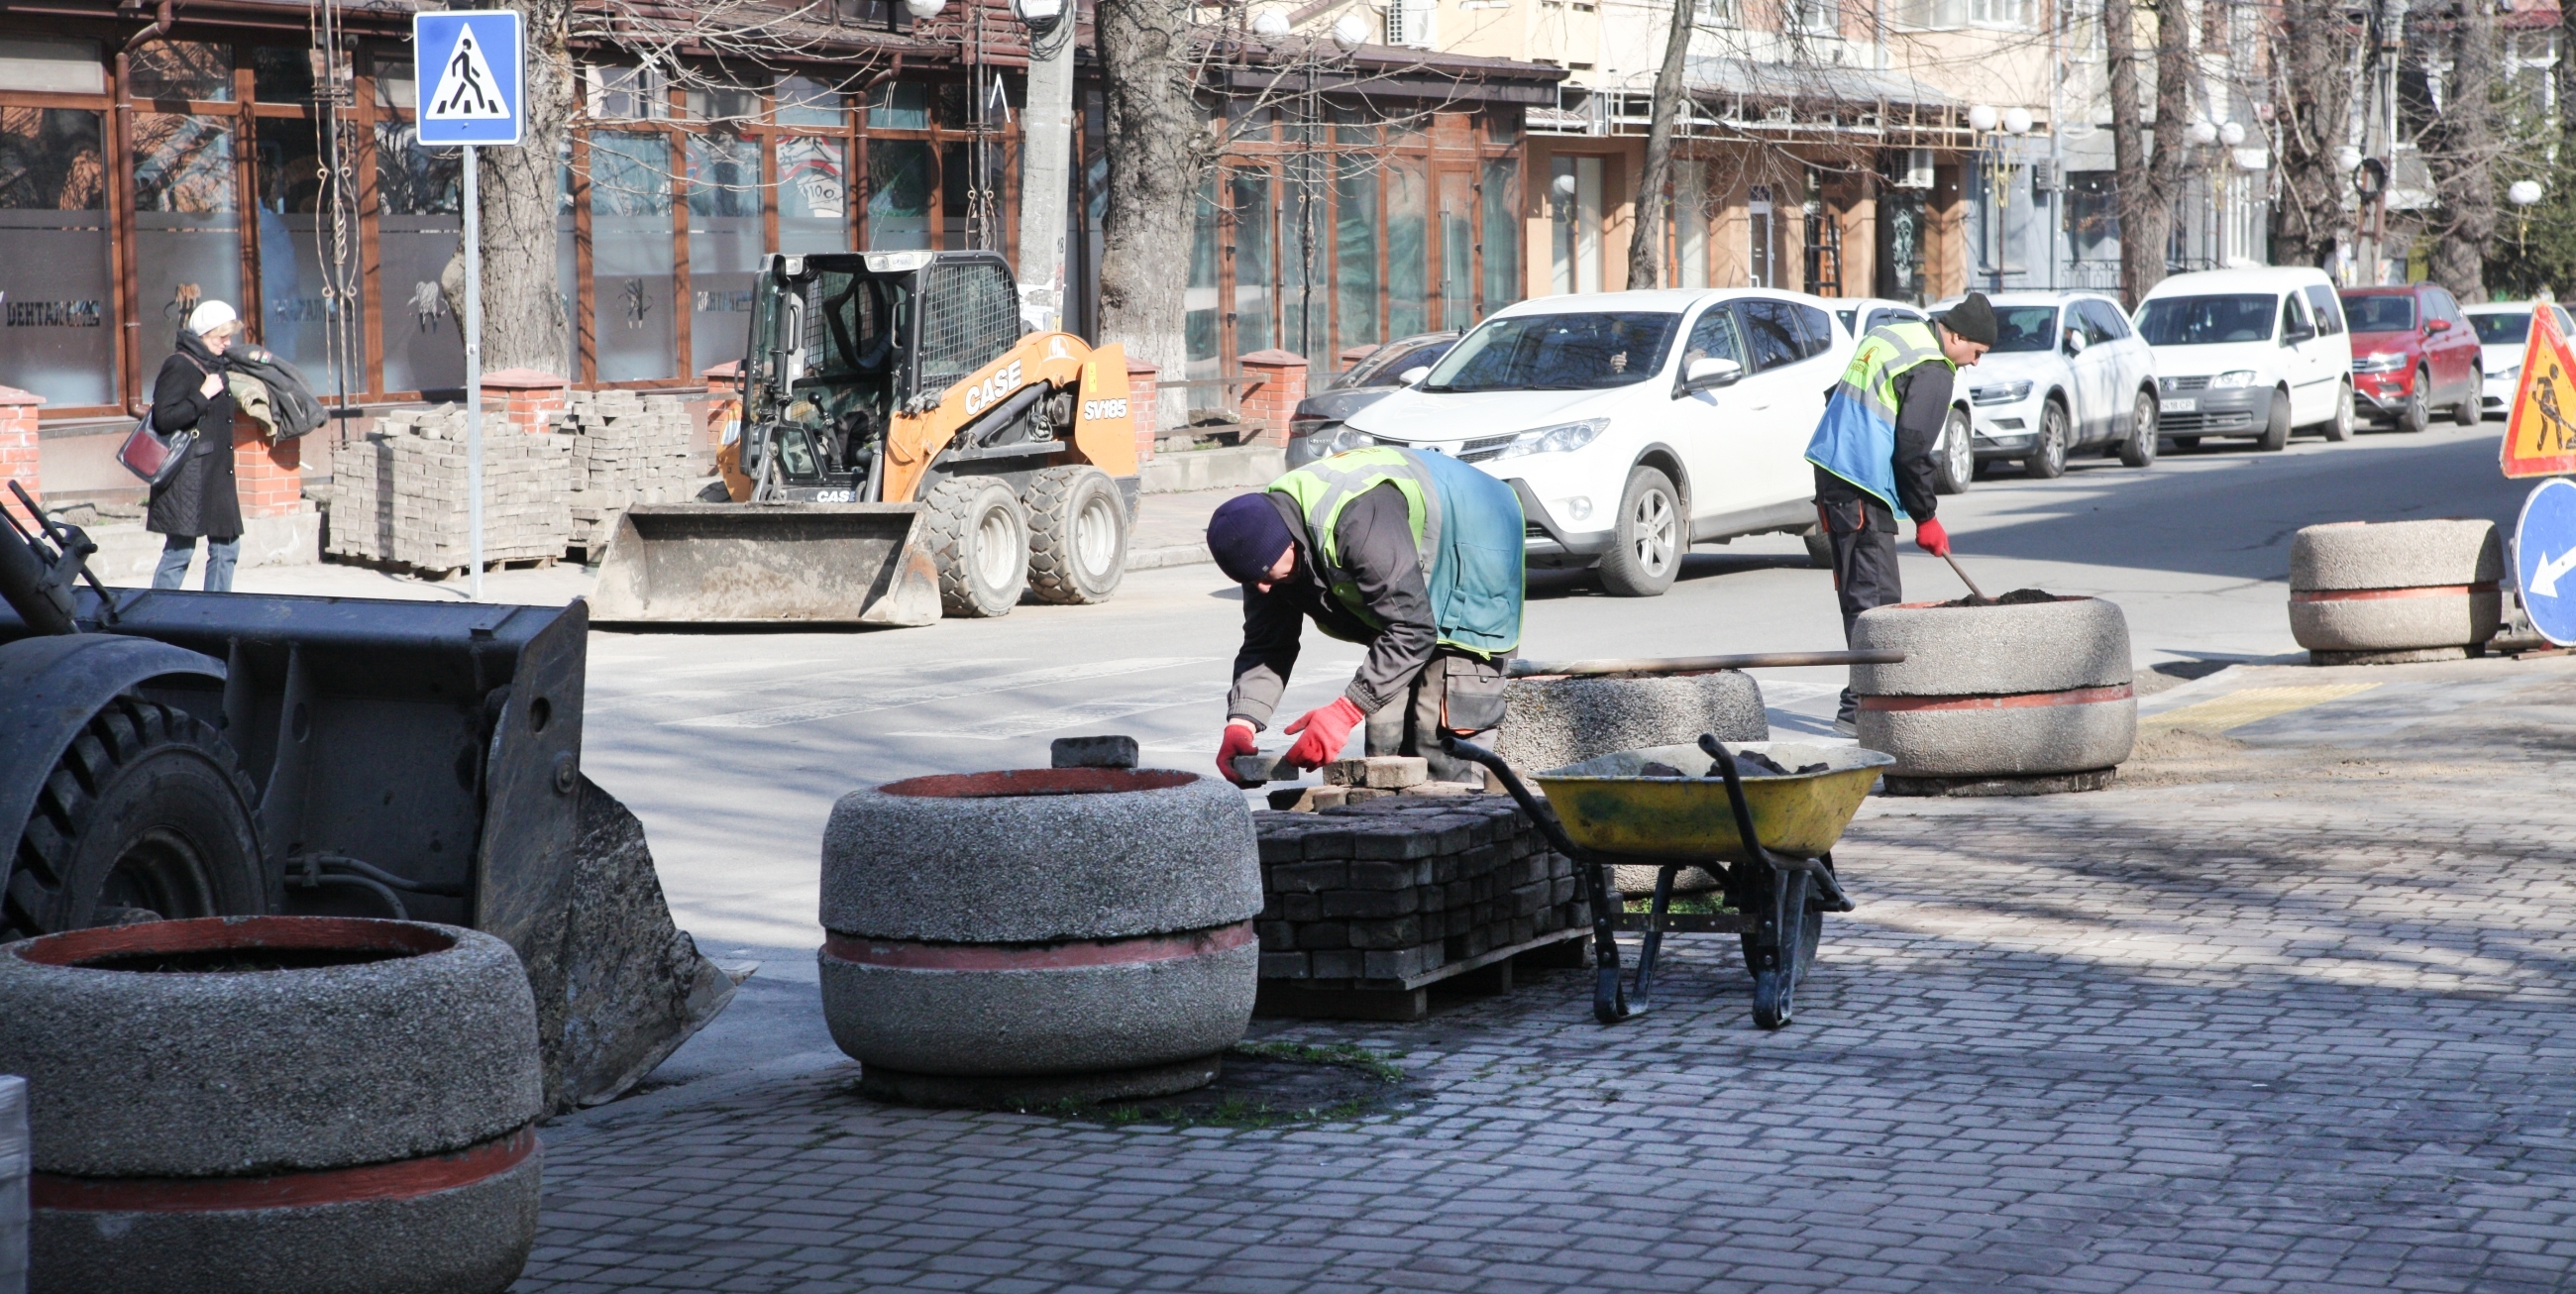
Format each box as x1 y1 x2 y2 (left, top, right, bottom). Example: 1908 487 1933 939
2502 296 2576 479
2516 478 2576 646
413 12 523 147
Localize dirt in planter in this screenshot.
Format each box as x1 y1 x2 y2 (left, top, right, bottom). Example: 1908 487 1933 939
1938 588 2061 607
77 947 410 974
1035 1041 1420 1130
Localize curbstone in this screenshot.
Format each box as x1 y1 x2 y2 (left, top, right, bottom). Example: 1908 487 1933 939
1853 596 2136 782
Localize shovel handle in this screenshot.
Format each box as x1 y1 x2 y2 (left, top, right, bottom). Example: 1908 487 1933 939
1940 550 1993 603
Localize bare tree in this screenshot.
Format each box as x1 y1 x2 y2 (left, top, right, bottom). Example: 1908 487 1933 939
1094 0 1202 418
1628 0 1698 290
2269 0 2358 270
2103 0 2194 306
2424 0 2498 299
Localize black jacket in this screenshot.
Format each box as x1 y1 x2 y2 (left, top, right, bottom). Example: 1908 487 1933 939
1813 360 1952 531
226 347 326 440
1227 485 1438 728
147 333 241 540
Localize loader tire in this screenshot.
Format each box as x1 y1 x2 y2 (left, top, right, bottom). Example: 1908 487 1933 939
923 476 1030 618
4 698 266 942
1025 465 1128 605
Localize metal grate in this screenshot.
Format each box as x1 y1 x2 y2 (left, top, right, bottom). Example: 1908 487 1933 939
917 262 1021 392
2159 410 2256 433
1456 434 1519 464
2163 376 2210 392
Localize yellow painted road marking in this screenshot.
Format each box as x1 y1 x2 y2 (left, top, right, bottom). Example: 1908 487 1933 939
2141 684 2383 733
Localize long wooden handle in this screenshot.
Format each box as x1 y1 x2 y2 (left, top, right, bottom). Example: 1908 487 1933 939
1506 649 1904 678
1940 551 1993 603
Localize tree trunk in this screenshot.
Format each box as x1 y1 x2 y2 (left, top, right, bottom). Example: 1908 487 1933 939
440 0 573 378
2269 0 2355 270
1095 0 1203 430
2104 0 2153 307
2428 0 2496 300
2110 0 2193 307
1626 0 1697 291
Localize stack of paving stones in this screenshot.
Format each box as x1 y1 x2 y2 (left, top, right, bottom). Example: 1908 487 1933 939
1262 755 1481 811
552 390 714 558
1250 794 1590 1021
324 405 572 574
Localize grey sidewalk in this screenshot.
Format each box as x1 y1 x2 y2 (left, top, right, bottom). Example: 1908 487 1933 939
513 656 2576 1294
1127 486 1248 571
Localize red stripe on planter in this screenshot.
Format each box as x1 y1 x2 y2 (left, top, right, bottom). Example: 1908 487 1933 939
32 1126 536 1214
823 920 1255 971
2291 582 2498 603
1859 683 2134 713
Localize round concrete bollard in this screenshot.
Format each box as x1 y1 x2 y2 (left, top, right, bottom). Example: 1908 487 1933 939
820 767 1262 1107
1497 672 1769 894
0 917 543 1294
1853 595 2135 794
2289 519 2503 664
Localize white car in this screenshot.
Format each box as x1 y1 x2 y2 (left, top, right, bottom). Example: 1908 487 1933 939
2465 301 2576 416
1930 290 2160 477
1341 287 1846 596
2132 267 2355 450
1830 297 1929 339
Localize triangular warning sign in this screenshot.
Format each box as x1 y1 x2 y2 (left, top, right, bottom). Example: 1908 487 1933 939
2504 302 2576 478
427 28 508 120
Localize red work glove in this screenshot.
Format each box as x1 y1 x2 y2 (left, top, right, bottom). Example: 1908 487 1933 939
1915 516 1951 557
1217 720 1261 785
1280 698 1366 771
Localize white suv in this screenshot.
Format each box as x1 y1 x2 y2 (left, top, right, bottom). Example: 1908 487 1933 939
1339 287 1847 596
1931 290 2161 478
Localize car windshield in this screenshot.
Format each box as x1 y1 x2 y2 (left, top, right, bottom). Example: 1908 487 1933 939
2134 294 2277 345
1421 311 1680 391
1990 306 2061 352
2470 312 2529 346
2342 294 2417 333
1338 338 1451 389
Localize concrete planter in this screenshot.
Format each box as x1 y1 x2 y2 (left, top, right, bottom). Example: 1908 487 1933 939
1498 672 1769 894
2290 520 2503 662
1853 596 2135 788
820 768 1263 1106
0 917 542 1294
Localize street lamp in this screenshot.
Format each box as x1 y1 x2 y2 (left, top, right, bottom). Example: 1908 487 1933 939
1968 103 1999 132
1967 105 2025 290
2511 178 2545 250
2334 145 2362 175
1252 8 1291 35
1007 0 1062 32
1331 12 1369 49
904 0 945 18
2188 118 2218 146
2001 106 2032 137
2219 120 2245 148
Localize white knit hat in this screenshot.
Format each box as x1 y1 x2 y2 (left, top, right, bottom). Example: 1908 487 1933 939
184 299 238 337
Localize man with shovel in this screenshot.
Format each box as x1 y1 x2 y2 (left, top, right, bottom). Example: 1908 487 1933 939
1806 293 1995 733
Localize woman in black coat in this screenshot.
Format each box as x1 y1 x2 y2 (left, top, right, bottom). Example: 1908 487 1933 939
149 299 244 591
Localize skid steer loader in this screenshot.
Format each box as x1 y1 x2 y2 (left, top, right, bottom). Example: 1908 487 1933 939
589 249 1141 624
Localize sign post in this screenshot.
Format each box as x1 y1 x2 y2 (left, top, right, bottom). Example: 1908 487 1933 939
414 11 524 600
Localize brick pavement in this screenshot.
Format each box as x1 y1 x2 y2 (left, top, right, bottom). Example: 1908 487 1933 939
516 666 2576 1294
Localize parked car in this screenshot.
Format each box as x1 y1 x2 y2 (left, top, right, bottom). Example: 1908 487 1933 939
1340 287 1845 596
1284 332 1461 468
2132 267 2355 450
2339 283 2483 432
2463 301 2575 416
1929 290 2160 477
1830 297 1929 339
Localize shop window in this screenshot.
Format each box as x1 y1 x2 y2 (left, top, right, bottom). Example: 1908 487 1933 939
0 38 104 94
0 107 114 405
2065 170 2118 266
942 141 1003 250
1437 169 1470 332
375 54 415 110
374 122 463 394
1333 149 1379 351
1185 176 1220 386
689 133 761 376
1550 155 1603 295
1280 151 1325 358
252 47 314 104
867 140 933 249
776 75 843 128
1485 109 1521 149
1479 158 1520 314
778 136 848 254
1891 0 1965 27
129 41 232 102
1232 170 1274 356
589 131 678 380
254 117 358 392
587 65 668 120
684 82 762 124
936 82 970 131
557 139 577 376
133 114 244 357
870 82 929 130
1748 183 1777 287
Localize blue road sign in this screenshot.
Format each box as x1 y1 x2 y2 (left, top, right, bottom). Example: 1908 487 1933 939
414 12 523 147
2515 477 2576 646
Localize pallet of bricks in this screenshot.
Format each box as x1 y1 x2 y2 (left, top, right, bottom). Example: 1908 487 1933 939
1251 774 1593 1023
553 390 714 561
323 405 570 576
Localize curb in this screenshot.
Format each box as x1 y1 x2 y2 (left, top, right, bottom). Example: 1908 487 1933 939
1129 545 1213 571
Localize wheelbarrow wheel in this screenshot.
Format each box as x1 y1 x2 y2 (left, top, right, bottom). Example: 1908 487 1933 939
1743 869 1822 1029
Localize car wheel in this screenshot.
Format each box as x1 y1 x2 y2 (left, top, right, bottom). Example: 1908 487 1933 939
2257 388 2292 451
2320 380 2353 443
1597 466 1681 597
2118 389 2159 468
2400 370 2430 433
2023 400 2070 479
1934 406 1975 495
2454 371 2483 426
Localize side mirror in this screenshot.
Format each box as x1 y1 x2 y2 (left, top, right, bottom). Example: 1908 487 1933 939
1399 366 1433 385
2064 328 2088 356
2426 317 2452 332
1679 356 1744 393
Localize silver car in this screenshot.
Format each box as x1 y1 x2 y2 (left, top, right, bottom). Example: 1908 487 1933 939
1932 290 2161 478
2465 301 2575 417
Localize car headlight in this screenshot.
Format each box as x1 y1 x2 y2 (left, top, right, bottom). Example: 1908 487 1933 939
2352 352 2409 374
2210 370 2261 387
1326 426 1379 453
1491 418 1609 461
1970 379 2032 405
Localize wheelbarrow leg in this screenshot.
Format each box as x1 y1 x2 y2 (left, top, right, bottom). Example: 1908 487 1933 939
1628 863 1678 1014
1750 865 1812 1029
1440 734 1633 1024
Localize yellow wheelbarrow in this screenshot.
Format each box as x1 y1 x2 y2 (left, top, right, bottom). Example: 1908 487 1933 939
1442 733 1892 1029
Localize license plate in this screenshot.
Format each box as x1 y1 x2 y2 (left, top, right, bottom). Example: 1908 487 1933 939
2164 397 2197 412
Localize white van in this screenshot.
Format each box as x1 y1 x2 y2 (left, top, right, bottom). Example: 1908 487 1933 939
1340 287 1847 596
2131 267 2355 450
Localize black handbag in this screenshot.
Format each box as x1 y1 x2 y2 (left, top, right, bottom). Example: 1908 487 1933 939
116 406 198 488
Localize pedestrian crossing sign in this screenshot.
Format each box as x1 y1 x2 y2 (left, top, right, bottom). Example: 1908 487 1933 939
2502 296 2576 479
413 12 523 147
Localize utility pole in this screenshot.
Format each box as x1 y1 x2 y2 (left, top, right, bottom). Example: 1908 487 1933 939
2355 0 2405 285
1015 0 1078 332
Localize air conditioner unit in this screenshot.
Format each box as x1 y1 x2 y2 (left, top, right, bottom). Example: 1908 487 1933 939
1893 148 1934 189
2030 159 2057 193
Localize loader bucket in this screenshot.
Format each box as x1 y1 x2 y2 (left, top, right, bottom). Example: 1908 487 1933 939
589 502 943 627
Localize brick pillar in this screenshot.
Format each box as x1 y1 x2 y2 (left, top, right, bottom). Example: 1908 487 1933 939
480 368 570 436
0 385 41 529
232 408 305 520
1126 359 1159 464
1235 350 1308 449
702 360 742 395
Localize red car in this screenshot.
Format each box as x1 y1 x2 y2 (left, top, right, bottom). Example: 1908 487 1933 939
2339 284 2485 431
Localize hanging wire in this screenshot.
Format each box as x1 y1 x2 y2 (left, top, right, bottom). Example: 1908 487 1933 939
308 0 359 423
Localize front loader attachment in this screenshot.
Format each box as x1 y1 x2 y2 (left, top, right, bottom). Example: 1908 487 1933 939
589 502 943 627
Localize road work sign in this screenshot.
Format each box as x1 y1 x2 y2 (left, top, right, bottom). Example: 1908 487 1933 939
2516 478 2576 646
413 12 523 147
2502 300 2576 479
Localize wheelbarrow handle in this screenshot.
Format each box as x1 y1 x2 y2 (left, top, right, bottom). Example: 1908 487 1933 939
1438 734 1583 861
1696 734 1856 914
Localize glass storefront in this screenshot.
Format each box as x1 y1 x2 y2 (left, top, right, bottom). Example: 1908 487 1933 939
375 123 464 394
688 132 761 376
0 106 114 406
590 131 678 382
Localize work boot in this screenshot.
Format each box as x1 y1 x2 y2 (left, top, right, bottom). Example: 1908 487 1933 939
1834 688 1857 737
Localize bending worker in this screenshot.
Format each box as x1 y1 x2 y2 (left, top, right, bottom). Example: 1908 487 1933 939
1204 446 1525 785
1805 292 1995 733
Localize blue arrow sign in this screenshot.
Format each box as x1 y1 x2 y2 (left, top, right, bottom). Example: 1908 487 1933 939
2515 477 2576 646
414 12 523 147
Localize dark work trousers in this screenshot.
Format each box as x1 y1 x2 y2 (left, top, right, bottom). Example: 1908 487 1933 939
1364 649 1509 785
1818 497 1902 721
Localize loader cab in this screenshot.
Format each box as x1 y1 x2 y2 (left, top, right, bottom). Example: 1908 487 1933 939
740 249 1023 501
